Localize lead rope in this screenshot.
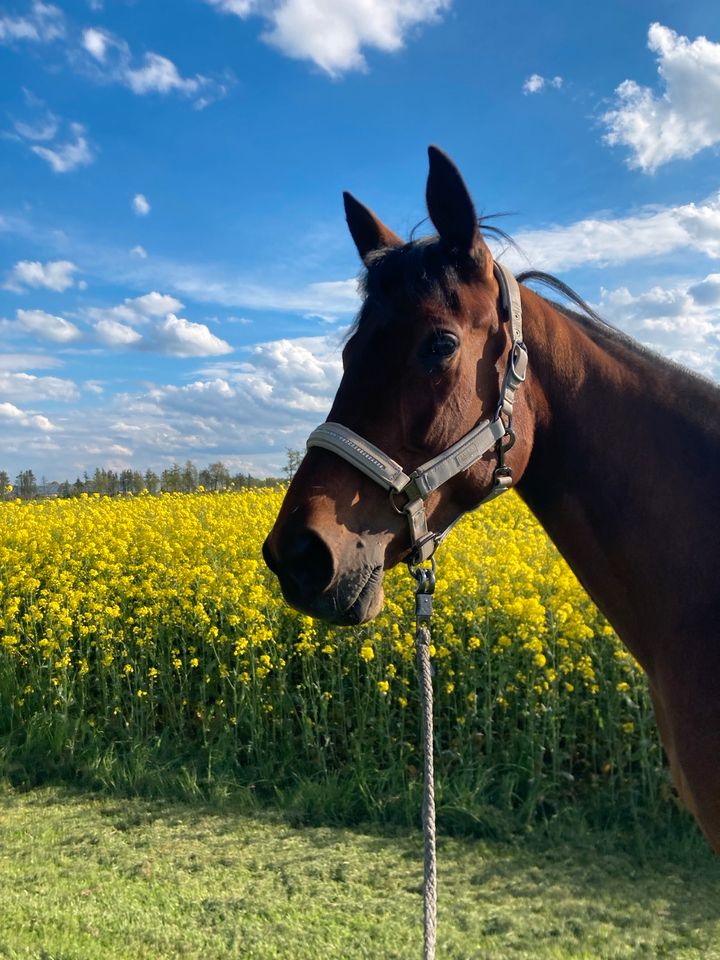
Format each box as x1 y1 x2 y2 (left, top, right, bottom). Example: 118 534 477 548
410 559 438 960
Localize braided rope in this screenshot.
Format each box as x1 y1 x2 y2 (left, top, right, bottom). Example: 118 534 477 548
416 621 437 960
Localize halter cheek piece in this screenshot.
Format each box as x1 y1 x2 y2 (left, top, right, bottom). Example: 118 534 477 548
305 262 528 567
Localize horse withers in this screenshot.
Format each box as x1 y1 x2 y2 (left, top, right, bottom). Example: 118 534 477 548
263 146 720 851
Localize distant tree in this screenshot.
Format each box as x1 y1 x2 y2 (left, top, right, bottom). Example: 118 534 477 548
16 470 37 500
199 461 230 491
181 460 198 493
0 470 9 500
144 469 160 494
93 468 116 496
57 480 72 498
161 463 183 492
283 449 303 482
119 469 135 494
130 470 145 494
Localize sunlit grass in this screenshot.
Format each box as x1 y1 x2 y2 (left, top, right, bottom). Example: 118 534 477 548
1 786 719 960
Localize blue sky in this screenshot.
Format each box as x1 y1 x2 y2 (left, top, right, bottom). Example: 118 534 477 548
1 0 719 481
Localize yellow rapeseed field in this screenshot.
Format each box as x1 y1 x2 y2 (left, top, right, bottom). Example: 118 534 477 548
0 489 667 827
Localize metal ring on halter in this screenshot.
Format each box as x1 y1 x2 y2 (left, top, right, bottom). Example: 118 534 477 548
389 488 408 515
501 427 517 453
408 555 436 594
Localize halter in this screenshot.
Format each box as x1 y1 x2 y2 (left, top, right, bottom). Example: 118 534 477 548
306 262 528 566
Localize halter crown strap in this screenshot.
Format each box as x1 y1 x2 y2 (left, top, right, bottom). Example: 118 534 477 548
306 262 528 565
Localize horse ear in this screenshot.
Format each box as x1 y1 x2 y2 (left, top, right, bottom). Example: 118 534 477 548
343 192 403 264
426 145 483 258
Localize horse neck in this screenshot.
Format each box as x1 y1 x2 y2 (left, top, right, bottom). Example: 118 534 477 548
514 289 720 669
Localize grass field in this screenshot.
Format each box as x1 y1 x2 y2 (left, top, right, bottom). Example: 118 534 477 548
1 785 720 960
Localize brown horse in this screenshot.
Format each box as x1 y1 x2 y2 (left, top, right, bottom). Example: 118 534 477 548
263 146 720 850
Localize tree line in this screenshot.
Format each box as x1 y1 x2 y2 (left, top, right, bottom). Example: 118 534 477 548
0 452 304 502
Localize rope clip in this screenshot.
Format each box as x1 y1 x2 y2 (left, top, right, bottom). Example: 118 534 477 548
408 556 436 624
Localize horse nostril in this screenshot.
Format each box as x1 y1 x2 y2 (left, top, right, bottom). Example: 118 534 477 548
282 528 335 597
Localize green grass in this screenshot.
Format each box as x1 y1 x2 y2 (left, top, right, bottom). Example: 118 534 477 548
1 786 720 959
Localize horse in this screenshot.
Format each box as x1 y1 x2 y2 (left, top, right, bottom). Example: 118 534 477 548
263 146 720 851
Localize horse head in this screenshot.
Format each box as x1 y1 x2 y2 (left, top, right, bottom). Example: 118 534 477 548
263 147 534 624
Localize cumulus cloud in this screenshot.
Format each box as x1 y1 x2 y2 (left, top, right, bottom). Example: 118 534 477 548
594 273 720 378
132 194 151 216
150 314 233 357
15 308 81 343
0 371 78 402
80 26 211 100
4 259 80 293
204 0 451 75
688 273 720 306
602 23 720 172
193 333 344 421
86 291 184 328
503 192 720 272
0 2 64 45
30 122 95 173
95 318 143 347
85 291 232 355
0 401 55 432
522 73 562 94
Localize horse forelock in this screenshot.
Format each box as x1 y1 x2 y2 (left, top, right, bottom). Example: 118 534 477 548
348 236 483 339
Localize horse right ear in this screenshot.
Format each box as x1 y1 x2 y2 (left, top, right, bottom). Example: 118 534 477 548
343 192 403 264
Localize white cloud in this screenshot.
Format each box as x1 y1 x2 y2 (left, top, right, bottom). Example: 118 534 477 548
86 291 185 329
4 259 79 293
0 401 55 432
132 194 151 216
504 192 720 272
150 314 233 357
95 318 143 347
132 291 184 316
0 2 64 45
80 26 210 100
125 53 203 95
147 266 361 316
30 122 95 173
205 0 451 75
0 331 342 479
84 292 231 355
0 352 61 371
82 26 109 61
130 245 148 259
602 23 720 172
594 273 720 379
0 371 78 402
15 308 81 343
12 112 58 141
523 74 562 94
688 273 720 306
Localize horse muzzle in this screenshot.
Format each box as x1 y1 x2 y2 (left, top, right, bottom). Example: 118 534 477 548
262 526 385 625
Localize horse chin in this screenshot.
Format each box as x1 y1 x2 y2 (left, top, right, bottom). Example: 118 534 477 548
278 563 385 626
341 572 385 625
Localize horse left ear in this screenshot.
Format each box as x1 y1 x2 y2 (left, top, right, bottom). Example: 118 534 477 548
343 192 403 264
426 146 489 270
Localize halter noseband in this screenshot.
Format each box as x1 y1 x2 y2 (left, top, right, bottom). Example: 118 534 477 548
305 262 528 566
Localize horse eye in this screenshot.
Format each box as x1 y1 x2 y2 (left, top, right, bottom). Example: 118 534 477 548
422 331 459 362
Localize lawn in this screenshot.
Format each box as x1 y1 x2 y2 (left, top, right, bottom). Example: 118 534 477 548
1 786 720 959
